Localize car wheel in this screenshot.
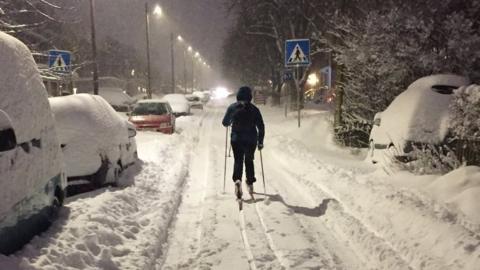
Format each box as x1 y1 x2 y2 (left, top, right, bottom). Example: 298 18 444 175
107 164 121 186
369 140 377 164
48 195 61 223
93 159 109 187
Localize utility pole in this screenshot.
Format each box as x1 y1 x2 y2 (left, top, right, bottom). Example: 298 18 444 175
89 0 99 95
191 56 195 92
183 50 187 93
145 2 152 99
170 32 175 93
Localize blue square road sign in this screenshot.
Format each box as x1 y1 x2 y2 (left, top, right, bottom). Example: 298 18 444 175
48 50 72 74
285 39 310 67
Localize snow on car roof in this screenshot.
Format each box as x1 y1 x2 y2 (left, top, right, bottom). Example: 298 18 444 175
0 32 54 143
49 94 128 146
162 94 188 102
98 87 135 106
137 99 168 104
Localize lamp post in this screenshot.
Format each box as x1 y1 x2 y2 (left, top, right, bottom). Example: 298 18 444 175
144 3 162 99
177 35 188 93
89 0 99 95
170 32 175 93
193 51 200 92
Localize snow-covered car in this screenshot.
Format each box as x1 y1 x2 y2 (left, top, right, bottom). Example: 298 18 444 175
162 94 191 116
0 33 66 254
368 74 470 164
193 91 210 103
128 100 176 134
49 94 138 188
185 94 204 110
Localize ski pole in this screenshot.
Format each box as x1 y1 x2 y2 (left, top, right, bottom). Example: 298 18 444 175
223 127 228 193
228 144 232 157
260 149 266 194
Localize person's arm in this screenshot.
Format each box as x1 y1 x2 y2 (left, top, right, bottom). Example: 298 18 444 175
222 105 234 127
255 108 265 148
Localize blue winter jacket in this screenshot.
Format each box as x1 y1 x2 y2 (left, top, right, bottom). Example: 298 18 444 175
222 87 265 145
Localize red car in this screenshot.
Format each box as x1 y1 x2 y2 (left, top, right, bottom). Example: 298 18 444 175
128 100 175 134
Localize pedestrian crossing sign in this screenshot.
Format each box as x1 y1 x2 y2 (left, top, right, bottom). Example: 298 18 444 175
48 50 72 74
285 39 310 67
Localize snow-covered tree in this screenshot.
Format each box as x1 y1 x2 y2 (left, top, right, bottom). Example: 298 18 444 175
0 0 78 52
449 84 480 165
332 0 480 147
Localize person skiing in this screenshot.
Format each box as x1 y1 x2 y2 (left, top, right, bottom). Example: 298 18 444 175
222 86 265 200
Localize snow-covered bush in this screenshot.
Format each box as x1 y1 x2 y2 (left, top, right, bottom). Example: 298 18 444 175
449 84 480 165
401 144 461 175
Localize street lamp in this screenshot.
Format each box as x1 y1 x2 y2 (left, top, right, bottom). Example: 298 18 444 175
89 0 99 95
176 36 189 93
145 3 163 99
153 5 163 16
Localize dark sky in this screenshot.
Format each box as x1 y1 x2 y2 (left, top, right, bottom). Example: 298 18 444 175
71 0 234 86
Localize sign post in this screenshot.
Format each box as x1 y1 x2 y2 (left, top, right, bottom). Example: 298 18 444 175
285 39 310 128
283 69 293 118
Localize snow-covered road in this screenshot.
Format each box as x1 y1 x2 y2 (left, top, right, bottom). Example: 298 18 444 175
1 100 479 270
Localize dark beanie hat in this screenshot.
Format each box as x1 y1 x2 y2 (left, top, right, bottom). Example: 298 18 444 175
237 86 253 102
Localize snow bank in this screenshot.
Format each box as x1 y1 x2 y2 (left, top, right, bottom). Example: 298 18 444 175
49 94 128 177
426 166 480 223
0 115 203 269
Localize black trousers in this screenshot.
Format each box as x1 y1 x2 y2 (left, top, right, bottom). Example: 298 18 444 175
231 141 257 185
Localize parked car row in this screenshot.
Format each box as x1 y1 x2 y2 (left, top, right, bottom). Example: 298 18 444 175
0 33 139 254
128 91 210 134
368 74 471 164
0 33 68 254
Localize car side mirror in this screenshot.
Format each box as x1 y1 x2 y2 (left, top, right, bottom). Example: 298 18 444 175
0 110 17 153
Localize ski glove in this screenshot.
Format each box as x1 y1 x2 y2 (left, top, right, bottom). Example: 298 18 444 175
258 144 264 150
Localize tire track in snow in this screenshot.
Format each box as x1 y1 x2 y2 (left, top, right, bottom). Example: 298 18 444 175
157 109 214 269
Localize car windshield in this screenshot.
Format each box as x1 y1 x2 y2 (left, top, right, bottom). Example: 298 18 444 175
186 96 199 102
132 103 168 116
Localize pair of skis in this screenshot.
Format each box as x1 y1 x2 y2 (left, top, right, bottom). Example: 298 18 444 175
237 186 255 211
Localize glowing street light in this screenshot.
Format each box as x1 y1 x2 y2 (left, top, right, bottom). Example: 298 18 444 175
307 73 319 86
153 5 163 16
187 46 192 52
177 35 183 42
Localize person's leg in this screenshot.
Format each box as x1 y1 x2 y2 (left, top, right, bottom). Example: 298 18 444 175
244 143 256 185
231 142 245 182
